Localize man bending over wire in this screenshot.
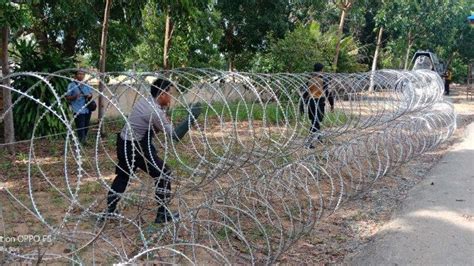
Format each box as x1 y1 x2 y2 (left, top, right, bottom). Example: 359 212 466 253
103 78 201 224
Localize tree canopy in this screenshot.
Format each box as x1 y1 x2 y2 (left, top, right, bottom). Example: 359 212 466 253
2 0 472 81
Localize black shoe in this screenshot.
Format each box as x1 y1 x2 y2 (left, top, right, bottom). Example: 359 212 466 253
305 144 316 149
154 210 180 224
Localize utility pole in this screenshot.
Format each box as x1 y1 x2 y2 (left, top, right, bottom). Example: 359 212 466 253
369 26 383 92
98 0 112 136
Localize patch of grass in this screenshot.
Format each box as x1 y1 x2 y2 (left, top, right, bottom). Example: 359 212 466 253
0 161 12 171
81 194 96 205
16 152 28 162
335 234 347 241
165 152 196 170
246 224 275 242
15 193 29 204
81 182 102 194
169 107 189 122
274 154 293 166
123 193 142 205
208 144 227 158
44 217 57 225
143 223 162 238
51 193 65 206
99 133 118 149
322 109 350 128
49 144 59 156
215 226 233 241
47 187 66 207
30 165 41 176
264 102 297 124
170 101 299 125
351 211 368 221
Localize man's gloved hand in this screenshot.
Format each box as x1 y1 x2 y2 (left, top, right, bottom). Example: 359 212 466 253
172 102 203 141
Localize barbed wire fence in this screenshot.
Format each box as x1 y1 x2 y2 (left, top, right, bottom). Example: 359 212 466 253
0 68 455 264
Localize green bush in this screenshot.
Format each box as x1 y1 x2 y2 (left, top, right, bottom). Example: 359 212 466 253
11 40 75 140
252 22 367 73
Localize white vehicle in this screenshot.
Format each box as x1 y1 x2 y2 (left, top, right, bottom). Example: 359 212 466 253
410 50 446 77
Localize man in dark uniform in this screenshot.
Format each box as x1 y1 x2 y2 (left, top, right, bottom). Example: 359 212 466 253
103 78 201 224
300 63 335 149
444 68 452 96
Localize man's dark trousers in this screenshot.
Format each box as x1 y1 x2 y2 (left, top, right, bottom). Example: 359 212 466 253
444 80 451 95
307 97 326 133
74 112 92 143
107 133 171 214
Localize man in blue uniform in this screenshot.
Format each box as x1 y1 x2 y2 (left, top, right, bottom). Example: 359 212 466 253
66 70 93 144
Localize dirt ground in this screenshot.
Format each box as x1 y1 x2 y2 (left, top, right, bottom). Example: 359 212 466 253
278 85 474 264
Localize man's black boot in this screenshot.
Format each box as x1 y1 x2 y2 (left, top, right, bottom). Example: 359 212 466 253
98 193 121 223
154 207 179 224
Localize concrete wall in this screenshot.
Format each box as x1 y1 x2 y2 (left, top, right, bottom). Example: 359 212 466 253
90 82 274 119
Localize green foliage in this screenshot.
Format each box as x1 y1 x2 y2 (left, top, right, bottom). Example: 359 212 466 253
322 109 349 127
88 20 143 71
2 0 471 80
185 7 225 69
0 0 31 28
217 0 291 69
379 39 407 69
18 0 148 69
450 57 469 83
125 0 223 70
375 0 473 73
252 22 367 73
11 40 75 140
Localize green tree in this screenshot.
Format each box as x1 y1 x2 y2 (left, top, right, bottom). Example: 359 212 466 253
126 0 223 70
10 40 75 139
428 1 473 65
253 21 366 73
0 0 31 152
332 0 356 72
216 0 291 71
157 0 210 69
21 0 146 70
375 0 473 79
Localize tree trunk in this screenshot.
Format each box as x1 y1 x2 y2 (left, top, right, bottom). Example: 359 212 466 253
163 7 173 70
63 28 78 57
369 26 383 92
228 54 234 71
1 26 15 154
332 6 348 72
445 52 455 70
98 0 112 126
31 2 50 53
404 30 413 70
